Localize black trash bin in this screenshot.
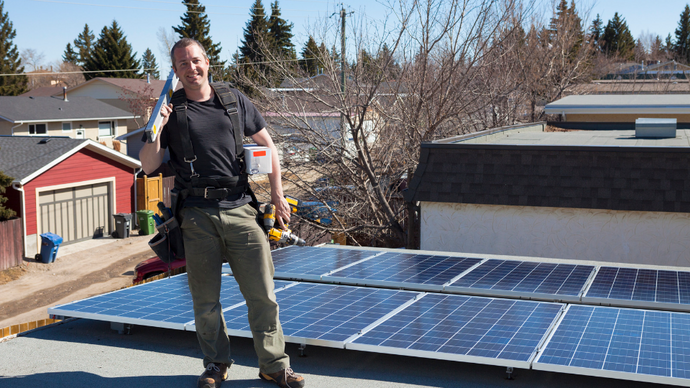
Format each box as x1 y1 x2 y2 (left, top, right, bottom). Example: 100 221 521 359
113 213 132 238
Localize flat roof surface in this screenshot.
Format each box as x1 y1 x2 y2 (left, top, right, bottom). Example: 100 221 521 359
456 129 690 148
0 318 671 388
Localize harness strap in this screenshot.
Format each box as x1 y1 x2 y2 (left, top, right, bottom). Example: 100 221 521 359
169 82 248 198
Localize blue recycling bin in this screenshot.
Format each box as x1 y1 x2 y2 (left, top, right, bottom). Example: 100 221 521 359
38 233 63 264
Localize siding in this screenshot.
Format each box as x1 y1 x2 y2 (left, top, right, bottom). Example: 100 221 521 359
23 148 134 236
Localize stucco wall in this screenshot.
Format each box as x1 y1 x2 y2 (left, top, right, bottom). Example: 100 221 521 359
420 202 690 267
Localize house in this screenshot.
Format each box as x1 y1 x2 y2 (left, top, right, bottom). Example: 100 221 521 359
403 122 690 267
62 77 166 133
0 136 141 257
544 94 690 129
0 95 134 152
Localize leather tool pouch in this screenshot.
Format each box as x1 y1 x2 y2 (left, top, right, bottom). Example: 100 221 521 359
148 217 185 264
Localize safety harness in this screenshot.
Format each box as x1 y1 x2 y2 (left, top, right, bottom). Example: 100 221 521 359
170 82 249 201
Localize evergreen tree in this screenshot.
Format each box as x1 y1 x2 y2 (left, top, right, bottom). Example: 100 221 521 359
588 14 603 51
141 48 159 79
73 24 95 66
300 36 320 75
0 1 26 96
548 0 584 59
675 5 690 64
63 42 78 64
239 0 271 88
83 21 141 80
0 165 17 221
268 0 295 59
602 12 635 60
173 0 225 79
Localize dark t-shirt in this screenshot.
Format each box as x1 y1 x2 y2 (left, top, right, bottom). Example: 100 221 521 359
152 87 266 208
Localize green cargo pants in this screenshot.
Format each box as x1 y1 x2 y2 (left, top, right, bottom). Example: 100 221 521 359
180 203 290 374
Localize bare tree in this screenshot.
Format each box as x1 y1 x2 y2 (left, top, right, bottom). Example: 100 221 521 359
20 48 45 72
118 82 156 128
157 26 176 68
53 61 86 87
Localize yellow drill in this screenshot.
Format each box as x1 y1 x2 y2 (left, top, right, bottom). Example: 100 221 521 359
263 196 306 246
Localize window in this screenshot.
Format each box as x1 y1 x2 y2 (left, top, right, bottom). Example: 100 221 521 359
29 123 47 135
62 122 72 132
98 121 113 137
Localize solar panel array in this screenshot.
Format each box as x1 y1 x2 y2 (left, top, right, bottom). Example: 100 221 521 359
534 304 690 386
48 245 690 387
583 267 690 311
445 260 594 302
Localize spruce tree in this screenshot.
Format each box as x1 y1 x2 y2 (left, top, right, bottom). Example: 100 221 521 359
602 12 635 60
268 0 295 60
0 166 17 221
0 1 26 96
173 0 225 79
238 0 271 89
141 48 159 79
73 24 95 66
83 21 141 80
63 42 78 64
589 14 603 51
300 36 320 76
675 5 690 64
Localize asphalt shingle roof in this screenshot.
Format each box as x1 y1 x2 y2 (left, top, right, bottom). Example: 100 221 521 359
0 136 86 181
0 96 133 123
405 142 690 213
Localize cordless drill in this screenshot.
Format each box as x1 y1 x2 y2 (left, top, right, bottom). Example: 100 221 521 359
262 197 306 246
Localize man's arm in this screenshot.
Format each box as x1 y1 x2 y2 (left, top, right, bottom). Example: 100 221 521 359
251 128 290 229
139 103 172 174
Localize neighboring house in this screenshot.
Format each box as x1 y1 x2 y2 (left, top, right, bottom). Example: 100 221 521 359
0 95 133 152
404 122 690 267
566 79 690 95
19 86 64 97
61 77 166 133
544 94 690 129
601 60 690 80
0 136 141 258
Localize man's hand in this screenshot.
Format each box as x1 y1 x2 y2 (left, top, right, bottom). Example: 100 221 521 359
160 103 172 127
272 194 291 230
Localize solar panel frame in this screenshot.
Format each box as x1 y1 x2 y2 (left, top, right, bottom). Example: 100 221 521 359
582 266 690 312
444 259 596 303
346 293 566 369
322 251 484 292
532 304 690 387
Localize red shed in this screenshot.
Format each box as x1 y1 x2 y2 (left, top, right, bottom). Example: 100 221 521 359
0 136 141 257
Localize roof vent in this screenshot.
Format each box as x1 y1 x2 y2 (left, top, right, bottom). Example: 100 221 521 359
635 118 676 138
39 138 51 144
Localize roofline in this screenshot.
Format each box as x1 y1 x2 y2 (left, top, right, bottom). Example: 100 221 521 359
19 139 141 185
420 141 690 153
4 116 137 124
544 106 690 114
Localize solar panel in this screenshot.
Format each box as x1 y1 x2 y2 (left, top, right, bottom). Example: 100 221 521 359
271 246 381 281
444 259 594 302
220 282 421 347
583 267 690 311
533 304 690 386
348 293 564 368
48 274 294 330
322 251 483 292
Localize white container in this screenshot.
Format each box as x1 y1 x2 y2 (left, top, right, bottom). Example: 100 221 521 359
244 145 272 174
635 118 677 138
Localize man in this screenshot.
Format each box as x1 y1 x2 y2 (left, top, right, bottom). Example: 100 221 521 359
140 38 305 388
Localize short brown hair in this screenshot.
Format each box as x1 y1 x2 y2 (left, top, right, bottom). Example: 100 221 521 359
170 38 209 68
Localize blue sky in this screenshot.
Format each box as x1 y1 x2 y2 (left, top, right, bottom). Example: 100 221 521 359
5 0 690 76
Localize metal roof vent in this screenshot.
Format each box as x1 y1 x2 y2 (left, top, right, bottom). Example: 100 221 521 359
39 138 51 144
635 118 677 138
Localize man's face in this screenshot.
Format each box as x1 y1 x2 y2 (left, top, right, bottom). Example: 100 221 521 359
172 44 210 91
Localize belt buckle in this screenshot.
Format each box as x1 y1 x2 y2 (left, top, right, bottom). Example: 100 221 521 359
204 186 214 199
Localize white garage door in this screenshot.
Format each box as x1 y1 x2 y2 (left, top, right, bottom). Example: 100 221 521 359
38 183 111 244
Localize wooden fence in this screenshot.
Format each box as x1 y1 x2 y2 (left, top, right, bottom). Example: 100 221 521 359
0 218 23 271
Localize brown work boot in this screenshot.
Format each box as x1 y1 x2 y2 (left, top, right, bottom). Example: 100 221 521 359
198 363 228 388
259 367 305 388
